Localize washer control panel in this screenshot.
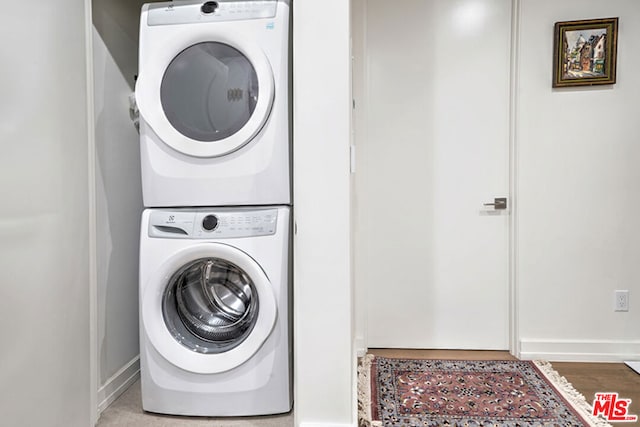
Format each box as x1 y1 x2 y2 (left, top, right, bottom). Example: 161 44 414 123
148 209 277 239
147 1 278 26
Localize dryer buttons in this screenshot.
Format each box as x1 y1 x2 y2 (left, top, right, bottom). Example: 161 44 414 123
202 215 219 231
201 1 218 14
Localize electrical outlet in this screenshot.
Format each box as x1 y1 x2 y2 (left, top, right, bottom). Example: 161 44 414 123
614 290 629 312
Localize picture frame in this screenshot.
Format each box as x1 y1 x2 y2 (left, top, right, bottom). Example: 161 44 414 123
552 17 618 88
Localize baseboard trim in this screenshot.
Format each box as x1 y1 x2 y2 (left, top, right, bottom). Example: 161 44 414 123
519 339 640 362
97 356 140 414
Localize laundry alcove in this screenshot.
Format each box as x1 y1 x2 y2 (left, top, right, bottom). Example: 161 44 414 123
0 0 355 426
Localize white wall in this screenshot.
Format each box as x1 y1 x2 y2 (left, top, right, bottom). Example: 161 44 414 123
517 0 640 361
92 0 146 411
0 1 93 426
351 0 367 357
293 1 355 426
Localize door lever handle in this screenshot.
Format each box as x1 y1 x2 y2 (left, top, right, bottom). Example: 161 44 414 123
484 197 507 210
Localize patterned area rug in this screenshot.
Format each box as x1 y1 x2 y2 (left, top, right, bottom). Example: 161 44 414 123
358 356 612 427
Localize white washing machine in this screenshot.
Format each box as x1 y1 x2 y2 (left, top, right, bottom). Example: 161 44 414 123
135 0 290 207
139 206 292 416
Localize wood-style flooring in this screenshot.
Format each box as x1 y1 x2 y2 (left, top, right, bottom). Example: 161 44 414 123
369 349 640 427
553 361 640 427
98 349 639 426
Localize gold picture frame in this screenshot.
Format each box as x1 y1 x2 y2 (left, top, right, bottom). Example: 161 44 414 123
552 17 618 88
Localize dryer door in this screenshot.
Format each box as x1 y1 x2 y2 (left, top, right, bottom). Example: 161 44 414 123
142 243 277 374
136 33 274 158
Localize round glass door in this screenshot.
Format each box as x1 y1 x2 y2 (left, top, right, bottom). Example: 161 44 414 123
162 257 259 354
142 242 277 374
136 30 275 158
161 42 259 142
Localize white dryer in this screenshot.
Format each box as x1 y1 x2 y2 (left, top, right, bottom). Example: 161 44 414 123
139 206 292 416
136 0 290 207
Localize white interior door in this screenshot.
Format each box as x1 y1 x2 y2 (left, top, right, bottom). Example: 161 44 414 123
357 0 512 350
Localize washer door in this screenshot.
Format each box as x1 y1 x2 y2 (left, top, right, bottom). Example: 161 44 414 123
142 243 277 374
136 31 274 158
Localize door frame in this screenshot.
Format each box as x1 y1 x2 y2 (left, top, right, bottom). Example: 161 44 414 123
352 0 522 357
508 0 521 358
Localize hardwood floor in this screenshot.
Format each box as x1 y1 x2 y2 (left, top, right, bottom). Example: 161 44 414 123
553 362 640 427
368 349 640 426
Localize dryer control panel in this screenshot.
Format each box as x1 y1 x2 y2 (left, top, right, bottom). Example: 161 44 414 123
147 1 278 26
148 208 278 239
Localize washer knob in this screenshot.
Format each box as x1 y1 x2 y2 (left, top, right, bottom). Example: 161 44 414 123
201 1 218 14
202 215 219 231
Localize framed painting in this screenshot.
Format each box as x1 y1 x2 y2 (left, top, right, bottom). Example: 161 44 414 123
552 17 618 88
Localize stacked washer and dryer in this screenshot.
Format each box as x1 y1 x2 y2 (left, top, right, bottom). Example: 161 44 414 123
135 0 292 417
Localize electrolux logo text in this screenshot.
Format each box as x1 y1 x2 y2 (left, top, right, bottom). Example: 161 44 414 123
592 392 638 422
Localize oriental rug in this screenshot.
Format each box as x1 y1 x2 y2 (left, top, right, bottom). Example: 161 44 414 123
358 356 612 427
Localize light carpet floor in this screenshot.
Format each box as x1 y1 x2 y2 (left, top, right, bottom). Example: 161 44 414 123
97 379 294 427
